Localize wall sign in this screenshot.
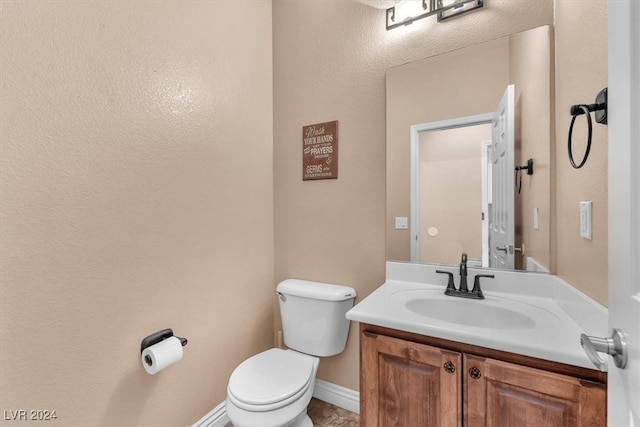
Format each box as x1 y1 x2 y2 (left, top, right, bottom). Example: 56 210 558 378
302 120 338 180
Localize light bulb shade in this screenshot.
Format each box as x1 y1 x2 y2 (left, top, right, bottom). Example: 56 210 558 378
437 0 483 21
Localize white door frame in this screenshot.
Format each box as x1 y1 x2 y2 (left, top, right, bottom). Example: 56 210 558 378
481 140 492 268
410 113 494 262
607 0 640 424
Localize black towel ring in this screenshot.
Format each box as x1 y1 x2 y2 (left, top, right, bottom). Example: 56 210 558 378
568 104 593 169
567 88 608 169
514 159 534 194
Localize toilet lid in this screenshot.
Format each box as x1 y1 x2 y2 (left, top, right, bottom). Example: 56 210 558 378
228 348 314 407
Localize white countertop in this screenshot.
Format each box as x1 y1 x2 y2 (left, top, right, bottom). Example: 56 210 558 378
346 262 608 371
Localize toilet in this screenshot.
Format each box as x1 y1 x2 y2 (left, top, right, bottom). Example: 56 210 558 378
225 279 356 427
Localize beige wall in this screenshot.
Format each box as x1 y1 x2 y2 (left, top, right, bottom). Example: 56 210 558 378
419 125 491 264
554 0 608 305
274 0 553 392
0 2 273 425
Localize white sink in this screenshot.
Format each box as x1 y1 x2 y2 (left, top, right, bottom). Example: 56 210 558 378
345 268 609 370
405 298 536 329
390 289 560 331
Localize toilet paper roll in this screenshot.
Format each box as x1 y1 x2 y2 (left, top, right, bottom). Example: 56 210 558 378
141 336 183 375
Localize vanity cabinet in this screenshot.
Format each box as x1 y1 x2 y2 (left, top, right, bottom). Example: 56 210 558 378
360 325 606 426
361 331 462 426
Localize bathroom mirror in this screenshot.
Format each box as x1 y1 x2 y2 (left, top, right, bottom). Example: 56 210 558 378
386 25 552 272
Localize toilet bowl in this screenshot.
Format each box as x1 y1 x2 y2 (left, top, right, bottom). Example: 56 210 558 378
225 349 319 427
225 279 356 427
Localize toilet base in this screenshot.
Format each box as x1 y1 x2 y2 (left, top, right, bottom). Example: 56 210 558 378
289 411 312 427
225 404 312 427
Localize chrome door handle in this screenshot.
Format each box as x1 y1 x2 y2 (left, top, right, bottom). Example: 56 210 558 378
580 328 628 370
496 246 508 252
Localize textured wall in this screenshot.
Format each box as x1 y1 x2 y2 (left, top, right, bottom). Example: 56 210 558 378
273 0 553 391
0 2 273 425
554 0 608 305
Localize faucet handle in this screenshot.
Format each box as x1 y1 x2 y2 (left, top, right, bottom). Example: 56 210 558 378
436 270 457 294
471 274 494 299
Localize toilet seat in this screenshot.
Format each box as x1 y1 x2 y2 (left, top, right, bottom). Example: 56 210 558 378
227 348 314 412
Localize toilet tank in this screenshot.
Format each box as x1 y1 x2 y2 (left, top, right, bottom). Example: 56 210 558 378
277 279 356 357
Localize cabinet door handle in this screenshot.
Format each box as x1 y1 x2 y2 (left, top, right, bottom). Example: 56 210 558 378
443 361 456 374
469 367 482 379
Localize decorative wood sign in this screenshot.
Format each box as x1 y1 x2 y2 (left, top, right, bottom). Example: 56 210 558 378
302 120 338 180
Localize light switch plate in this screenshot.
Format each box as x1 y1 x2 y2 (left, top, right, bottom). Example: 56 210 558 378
580 201 592 240
395 217 408 230
533 207 539 230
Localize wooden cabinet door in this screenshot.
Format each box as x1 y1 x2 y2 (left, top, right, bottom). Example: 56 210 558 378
361 331 462 427
464 354 606 427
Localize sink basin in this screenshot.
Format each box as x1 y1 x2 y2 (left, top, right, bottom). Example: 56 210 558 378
390 289 560 330
345 277 605 370
405 298 536 330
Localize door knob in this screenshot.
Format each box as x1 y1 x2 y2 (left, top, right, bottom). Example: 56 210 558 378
580 328 628 370
513 243 525 257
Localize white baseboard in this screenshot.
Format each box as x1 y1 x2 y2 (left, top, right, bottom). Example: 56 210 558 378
312 379 360 414
192 400 229 427
192 380 360 427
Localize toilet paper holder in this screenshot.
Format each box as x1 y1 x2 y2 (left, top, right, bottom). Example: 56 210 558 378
141 328 188 354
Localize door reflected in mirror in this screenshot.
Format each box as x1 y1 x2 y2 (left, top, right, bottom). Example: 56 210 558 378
416 124 492 267
387 26 552 272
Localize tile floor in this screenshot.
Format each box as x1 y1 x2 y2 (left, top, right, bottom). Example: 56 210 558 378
307 398 359 427
224 398 359 426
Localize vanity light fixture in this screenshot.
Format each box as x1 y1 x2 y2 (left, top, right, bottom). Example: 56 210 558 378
386 0 483 30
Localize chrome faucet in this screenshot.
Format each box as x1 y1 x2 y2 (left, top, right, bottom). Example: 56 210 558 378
436 253 494 300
